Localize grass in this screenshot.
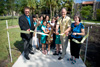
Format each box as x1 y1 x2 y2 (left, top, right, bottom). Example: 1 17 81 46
0 17 24 67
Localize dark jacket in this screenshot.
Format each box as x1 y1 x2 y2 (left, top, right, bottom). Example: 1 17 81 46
19 15 35 40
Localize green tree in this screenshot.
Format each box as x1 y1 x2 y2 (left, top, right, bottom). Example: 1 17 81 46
80 5 92 20
0 0 6 15
96 9 100 21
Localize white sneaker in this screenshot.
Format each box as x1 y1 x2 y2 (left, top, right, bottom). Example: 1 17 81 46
48 51 51 55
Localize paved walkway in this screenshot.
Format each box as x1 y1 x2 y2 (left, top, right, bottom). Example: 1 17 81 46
12 42 86 67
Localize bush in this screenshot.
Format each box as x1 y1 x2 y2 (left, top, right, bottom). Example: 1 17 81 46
96 9 100 20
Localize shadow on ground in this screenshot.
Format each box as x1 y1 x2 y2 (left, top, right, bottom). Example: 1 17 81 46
14 40 24 53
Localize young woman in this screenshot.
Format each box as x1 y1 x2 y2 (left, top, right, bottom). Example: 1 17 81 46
64 15 85 64
46 15 51 23
46 23 53 54
53 27 61 55
32 15 39 50
41 20 49 54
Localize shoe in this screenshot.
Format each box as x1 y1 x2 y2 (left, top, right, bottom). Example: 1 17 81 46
53 52 59 55
67 58 73 61
71 60 76 64
24 55 30 60
29 51 34 54
58 57 63 60
44 50 47 55
48 51 51 55
58 51 62 54
36 47 40 50
42 51 45 54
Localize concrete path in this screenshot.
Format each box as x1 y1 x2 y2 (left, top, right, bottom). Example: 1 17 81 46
12 42 86 67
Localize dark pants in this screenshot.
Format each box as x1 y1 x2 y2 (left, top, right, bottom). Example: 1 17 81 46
22 38 32 56
51 33 56 49
70 37 82 58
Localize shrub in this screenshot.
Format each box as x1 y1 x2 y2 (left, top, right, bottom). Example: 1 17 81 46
96 9 100 20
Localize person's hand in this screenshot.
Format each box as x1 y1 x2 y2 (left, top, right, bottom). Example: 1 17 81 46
46 28 49 31
27 29 30 33
56 32 59 35
65 32 69 36
38 21 41 25
61 33 64 35
33 33 35 36
27 29 30 31
73 33 77 35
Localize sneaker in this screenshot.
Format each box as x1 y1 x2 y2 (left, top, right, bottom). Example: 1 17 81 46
53 52 59 55
44 50 47 55
71 60 76 64
36 47 40 50
48 51 51 55
58 51 62 54
67 58 73 61
58 57 63 60
42 51 45 54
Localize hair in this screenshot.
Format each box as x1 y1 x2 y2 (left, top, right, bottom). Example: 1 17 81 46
43 19 46 23
46 15 50 20
52 17 56 20
39 15 43 18
43 16 46 21
47 22 50 25
32 14 36 18
55 15 59 18
24 7 30 11
74 15 81 22
61 7 67 12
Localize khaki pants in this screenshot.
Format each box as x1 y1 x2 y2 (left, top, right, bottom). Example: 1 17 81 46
60 36 68 58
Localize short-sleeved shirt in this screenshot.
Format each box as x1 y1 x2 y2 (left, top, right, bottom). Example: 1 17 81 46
71 23 84 38
47 21 51 23
41 25 46 34
48 27 51 31
34 21 37 26
37 20 43 31
41 25 47 43
57 16 71 34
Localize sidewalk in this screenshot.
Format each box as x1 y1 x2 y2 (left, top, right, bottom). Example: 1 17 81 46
12 42 86 67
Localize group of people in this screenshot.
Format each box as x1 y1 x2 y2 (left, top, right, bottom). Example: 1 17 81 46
19 7 85 64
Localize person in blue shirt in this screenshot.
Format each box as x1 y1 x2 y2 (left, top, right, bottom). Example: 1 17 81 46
41 20 49 55
19 7 35 60
64 15 85 64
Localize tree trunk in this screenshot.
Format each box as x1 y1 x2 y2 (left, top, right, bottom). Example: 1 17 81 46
50 4 52 19
53 7 55 17
56 6 58 16
93 0 96 20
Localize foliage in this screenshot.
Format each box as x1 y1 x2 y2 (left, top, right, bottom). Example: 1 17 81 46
0 0 74 17
80 5 92 20
96 9 100 20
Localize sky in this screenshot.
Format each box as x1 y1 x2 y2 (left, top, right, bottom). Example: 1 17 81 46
74 0 100 3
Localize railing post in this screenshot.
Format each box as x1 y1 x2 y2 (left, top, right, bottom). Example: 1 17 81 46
84 27 89 63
